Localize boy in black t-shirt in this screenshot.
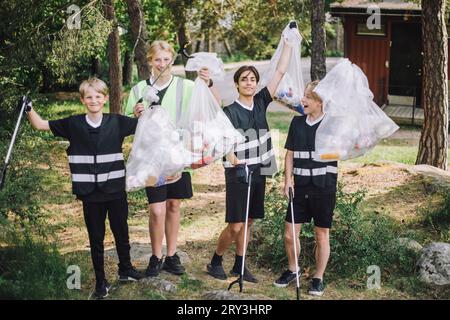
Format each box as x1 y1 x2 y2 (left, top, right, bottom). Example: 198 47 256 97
26 77 144 299
273 81 337 296
206 29 299 283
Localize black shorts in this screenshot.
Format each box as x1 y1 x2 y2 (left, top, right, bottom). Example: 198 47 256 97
145 172 193 204
285 193 336 228
225 171 266 223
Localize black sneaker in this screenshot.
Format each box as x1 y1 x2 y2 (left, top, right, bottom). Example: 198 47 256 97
207 263 227 280
308 278 325 296
230 267 258 283
145 255 163 277
94 279 111 299
273 269 300 288
162 253 185 275
118 266 145 282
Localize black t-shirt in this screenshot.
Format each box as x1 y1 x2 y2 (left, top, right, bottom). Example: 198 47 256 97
49 114 137 202
223 87 273 180
285 116 318 151
223 87 273 134
49 114 138 140
149 78 172 107
285 116 336 194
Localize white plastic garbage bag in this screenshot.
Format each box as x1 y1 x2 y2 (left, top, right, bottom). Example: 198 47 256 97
182 53 245 167
313 59 399 162
259 21 305 111
126 105 192 191
185 52 225 80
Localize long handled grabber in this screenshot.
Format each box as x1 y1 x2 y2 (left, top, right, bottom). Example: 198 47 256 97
0 96 31 190
228 168 253 293
289 187 301 300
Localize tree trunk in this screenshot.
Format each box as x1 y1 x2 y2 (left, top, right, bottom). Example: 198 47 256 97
416 0 448 170
167 0 195 80
223 38 232 58
41 65 53 92
205 30 211 52
91 56 103 77
104 0 123 114
177 23 196 80
123 50 133 86
310 0 326 81
195 40 202 53
125 0 151 80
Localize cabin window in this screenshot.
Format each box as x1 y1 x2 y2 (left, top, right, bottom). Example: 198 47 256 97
356 22 387 36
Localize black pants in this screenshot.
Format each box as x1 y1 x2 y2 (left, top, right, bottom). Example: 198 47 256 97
82 196 132 282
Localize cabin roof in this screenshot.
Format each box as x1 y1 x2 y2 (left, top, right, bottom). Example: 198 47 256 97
330 0 421 16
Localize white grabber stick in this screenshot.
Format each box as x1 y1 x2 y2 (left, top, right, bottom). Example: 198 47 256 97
228 170 253 293
0 96 31 190
289 187 301 300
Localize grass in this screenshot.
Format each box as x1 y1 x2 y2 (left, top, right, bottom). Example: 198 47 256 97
267 111 295 134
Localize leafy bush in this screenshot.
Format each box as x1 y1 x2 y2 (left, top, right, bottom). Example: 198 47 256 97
0 227 70 299
418 186 450 243
251 179 417 281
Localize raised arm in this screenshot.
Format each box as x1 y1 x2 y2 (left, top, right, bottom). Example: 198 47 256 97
26 106 50 131
198 67 221 105
267 39 293 98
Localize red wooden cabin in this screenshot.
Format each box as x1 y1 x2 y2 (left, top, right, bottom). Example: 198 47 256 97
330 0 448 124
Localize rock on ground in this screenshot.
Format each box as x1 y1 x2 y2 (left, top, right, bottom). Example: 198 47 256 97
417 242 450 286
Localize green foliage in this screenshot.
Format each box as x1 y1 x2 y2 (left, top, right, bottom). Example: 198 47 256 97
141 287 167 300
0 99 53 233
300 22 338 57
220 52 252 64
326 50 344 57
330 185 399 278
46 5 112 85
179 274 204 292
0 0 108 91
419 186 450 242
250 177 289 272
251 179 418 281
143 0 176 42
0 226 70 299
116 0 175 56
127 189 149 217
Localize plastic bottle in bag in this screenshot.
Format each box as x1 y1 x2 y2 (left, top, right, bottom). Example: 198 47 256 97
259 21 305 112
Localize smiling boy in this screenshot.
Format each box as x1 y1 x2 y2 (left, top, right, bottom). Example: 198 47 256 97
26 77 144 299
273 80 338 296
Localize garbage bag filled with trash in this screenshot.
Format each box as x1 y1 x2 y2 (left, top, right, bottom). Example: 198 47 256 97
181 52 245 168
313 58 399 162
259 20 305 114
126 106 192 191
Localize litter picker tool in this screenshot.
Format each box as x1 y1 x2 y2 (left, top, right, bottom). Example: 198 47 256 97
228 168 253 293
289 187 301 300
0 96 31 190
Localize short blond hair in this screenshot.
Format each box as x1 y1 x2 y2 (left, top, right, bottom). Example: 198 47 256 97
305 80 322 102
147 40 175 61
79 77 109 98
